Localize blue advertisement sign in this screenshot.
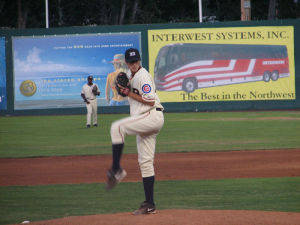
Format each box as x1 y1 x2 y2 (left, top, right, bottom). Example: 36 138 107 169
0 37 6 110
12 33 141 110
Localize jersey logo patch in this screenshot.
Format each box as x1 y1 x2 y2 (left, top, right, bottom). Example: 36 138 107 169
142 84 151 93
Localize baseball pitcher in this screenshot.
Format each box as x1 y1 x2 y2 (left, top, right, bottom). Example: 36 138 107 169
106 48 164 215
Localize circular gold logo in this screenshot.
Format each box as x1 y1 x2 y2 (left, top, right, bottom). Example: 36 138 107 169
20 80 37 97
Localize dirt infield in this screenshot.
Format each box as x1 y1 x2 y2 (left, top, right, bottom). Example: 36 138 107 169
25 210 300 225
2 149 300 225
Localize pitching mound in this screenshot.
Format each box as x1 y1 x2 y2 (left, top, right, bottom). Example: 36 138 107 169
23 210 300 225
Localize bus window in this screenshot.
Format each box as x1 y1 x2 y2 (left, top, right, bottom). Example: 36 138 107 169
154 46 169 78
156 47 167 69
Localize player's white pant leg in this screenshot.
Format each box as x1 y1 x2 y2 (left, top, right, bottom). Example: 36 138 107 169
91 99 98 124
111 117 129 143
86 103 93 125
137 133 157 177
110 109 164 144
111 109 164 177
110 115 145 144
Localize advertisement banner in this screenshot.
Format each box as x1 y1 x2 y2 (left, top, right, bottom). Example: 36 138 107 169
13 33 141 110
148 26 295 102
0 37 6 110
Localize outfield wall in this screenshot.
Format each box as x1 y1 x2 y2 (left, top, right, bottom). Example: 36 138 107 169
0 19 300 115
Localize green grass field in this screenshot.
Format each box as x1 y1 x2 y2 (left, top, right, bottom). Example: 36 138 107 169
0 177 300 225
0 111 299 158
0 111 300 224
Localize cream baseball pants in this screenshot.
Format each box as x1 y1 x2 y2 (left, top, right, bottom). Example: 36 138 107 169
86 99 98 125
110 108 164 177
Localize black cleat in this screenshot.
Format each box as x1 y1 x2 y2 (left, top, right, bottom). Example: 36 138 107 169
132 201 156 215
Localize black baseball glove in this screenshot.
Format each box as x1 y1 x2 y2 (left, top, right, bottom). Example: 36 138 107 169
115 72 130 97
92 85 99 96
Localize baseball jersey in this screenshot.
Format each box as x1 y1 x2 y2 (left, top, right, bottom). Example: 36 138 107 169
128 67 163 116
81 84 99 100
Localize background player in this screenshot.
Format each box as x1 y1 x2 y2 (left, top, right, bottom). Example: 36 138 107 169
106 48 164 215
105 54 128 106
81 76 100 128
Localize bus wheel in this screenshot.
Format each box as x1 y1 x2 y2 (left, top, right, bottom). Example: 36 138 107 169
271 70 279 81
263 71 271 82
182 78 198 93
